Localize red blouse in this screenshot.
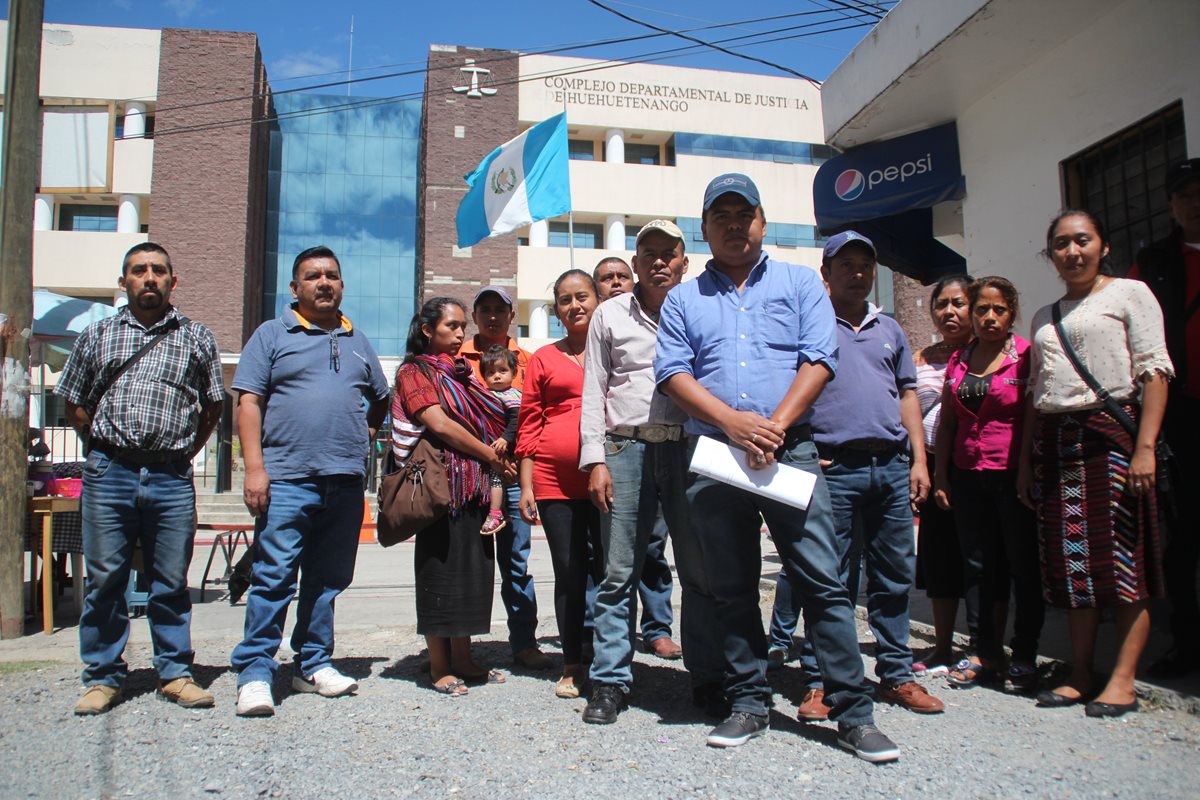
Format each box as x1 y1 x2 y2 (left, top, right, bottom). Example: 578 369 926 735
515 343 589 501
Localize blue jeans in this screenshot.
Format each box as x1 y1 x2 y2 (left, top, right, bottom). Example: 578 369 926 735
497 484 539 654
799 449 916 687
769 516 863 652
79 450 197 687
687 437 874 724
231 475 363 686
639 511 675 642
590 436 722 691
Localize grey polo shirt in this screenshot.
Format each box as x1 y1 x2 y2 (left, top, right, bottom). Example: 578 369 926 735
811 304 917 449
233 306 390 480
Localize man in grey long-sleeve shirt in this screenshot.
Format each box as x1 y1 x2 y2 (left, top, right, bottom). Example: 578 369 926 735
578 220 724 725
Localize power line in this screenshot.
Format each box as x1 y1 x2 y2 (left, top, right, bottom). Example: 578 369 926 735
146 17 875 141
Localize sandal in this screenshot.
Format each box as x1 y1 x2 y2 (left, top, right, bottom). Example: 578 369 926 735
462 668 507 686
946 658 996 688
431 677 469 696
1004 663 1039 695
555 675 582 699
480 511 506 536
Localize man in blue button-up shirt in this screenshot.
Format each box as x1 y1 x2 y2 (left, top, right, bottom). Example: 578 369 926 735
654 174 899 762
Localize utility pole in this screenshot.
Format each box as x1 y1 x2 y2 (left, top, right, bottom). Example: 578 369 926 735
0 0 45 639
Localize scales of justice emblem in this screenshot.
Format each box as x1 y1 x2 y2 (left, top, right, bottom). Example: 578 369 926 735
452 61 497 99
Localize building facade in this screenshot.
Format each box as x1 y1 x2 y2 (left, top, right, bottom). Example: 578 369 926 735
417 46 837 344
815 0 1199 342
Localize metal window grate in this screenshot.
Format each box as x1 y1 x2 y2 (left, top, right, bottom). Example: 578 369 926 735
1061 102 1186 274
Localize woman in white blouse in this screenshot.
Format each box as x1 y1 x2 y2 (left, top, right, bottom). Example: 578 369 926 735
1017 209 1173 718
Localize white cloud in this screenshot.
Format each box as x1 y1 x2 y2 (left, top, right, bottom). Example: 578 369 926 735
163 0 202 17
271 52 342 80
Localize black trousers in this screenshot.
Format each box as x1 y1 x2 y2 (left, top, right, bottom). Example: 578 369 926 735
1162 396 1200 650
536 499 602 664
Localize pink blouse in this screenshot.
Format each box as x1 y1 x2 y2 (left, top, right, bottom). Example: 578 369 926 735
944 334 1031 471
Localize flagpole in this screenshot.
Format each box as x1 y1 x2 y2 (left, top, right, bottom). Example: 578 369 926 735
562 102 574 269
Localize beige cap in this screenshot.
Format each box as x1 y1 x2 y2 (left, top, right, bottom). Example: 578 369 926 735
635 219 685 247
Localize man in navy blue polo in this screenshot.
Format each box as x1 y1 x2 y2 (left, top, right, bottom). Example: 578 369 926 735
230 245 390 717
655 175 900 762
781 231 943 719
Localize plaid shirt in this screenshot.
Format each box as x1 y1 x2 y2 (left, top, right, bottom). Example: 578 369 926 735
56 306 225 453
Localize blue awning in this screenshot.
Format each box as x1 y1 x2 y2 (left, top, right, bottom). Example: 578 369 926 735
813 122 967 281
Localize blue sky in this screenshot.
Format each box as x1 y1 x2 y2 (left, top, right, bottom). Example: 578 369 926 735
26 0 888 97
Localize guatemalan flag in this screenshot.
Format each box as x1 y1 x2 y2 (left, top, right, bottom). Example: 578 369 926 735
456 113 572 248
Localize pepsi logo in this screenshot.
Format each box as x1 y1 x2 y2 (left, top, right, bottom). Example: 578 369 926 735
835 169 865 202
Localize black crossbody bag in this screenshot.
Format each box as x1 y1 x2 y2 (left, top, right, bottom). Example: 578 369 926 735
1051 302 1177 520
83 316 189 453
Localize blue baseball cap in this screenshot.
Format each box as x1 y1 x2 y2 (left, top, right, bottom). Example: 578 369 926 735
702 173 761 210
822 230 877 260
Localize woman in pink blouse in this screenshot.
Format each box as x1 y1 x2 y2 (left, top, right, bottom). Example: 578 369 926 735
935 277 1043 694
516 269 603 699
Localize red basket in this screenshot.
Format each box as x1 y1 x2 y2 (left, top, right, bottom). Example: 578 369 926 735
49 478 82 497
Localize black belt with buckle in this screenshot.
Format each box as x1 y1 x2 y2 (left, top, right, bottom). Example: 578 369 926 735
817 439 905 461
90 440 191 465
609 424 684 443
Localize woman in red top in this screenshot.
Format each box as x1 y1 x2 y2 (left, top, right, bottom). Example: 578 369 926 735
393 297 513 696
516 269 602 699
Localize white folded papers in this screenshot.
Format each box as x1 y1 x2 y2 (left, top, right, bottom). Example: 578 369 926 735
688 435 817 510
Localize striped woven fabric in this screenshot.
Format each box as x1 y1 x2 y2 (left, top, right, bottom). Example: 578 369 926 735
1032 406 1163 609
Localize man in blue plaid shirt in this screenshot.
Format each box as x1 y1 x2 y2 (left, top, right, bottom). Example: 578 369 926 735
57 242 225 716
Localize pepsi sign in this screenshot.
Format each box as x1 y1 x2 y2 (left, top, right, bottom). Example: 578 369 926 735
813 122 965 234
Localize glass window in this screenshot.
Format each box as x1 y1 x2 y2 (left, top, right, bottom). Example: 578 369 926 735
1061 102 1186 273
568 139 595 161
58 204 118 232
548 222 603 249
624 143 661 166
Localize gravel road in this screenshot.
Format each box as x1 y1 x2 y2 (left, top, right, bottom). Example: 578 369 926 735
2 616 1197 800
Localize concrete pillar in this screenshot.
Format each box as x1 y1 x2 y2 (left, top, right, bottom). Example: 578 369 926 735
605 214 625 251
123 101 146 139
529 304 550 338
33 194 54 231
529 218 549 248
117 195 140 233
605 128 624 164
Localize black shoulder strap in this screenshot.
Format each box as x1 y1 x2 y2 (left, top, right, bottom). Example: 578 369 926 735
1051 302 1138 439
91 315 189 412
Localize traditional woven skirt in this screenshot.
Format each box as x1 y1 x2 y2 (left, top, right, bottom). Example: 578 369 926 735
1032 406 1163 609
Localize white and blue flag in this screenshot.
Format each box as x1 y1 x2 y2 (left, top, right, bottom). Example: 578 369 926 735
456 113 571 248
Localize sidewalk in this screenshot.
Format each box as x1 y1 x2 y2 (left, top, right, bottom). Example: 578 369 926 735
6 526 1198 713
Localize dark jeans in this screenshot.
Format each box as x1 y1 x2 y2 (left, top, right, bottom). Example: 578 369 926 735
687 437 874 725
536 499 601 665
950 468 1044 664
1162 396 1200 651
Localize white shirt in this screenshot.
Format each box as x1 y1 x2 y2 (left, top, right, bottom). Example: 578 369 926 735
1029 278 1174 412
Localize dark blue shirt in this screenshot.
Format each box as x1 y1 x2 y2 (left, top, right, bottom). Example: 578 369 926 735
654 253 838 436
811 304 917 448
233 306 390 480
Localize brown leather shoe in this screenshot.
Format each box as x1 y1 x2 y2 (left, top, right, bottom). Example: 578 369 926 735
796 687 829 721
878 680 945 714
513 647 554 670
158 677 215 708
644 637 683 660
74 685 122 716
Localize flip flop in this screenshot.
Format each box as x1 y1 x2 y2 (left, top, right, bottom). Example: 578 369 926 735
946 659 996 688
462 669 507 686
431 677 468 696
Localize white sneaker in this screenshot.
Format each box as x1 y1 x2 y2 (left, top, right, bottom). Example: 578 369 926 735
292 666 358 697
236 681 275 717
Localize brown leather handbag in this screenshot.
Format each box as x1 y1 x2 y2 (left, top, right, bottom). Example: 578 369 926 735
376 435 449 546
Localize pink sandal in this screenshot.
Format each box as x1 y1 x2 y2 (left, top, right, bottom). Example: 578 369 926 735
480 511 507 536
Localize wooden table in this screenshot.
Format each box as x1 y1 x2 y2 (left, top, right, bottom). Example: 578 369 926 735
28 496 81 635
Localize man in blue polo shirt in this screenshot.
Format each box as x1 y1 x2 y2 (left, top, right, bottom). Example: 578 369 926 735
655 174 900 762
780 231 943 719
230 245 390 717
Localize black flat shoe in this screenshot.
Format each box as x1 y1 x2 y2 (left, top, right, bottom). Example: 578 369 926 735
1036 689 1086 708
1085 698 1139 718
